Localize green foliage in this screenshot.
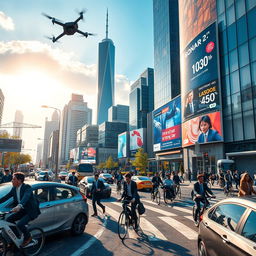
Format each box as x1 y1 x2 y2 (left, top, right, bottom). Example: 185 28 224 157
132 148 148 172
97 162 106 169
105 156 115 170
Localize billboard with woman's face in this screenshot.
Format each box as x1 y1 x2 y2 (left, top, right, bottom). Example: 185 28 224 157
182 111 223 147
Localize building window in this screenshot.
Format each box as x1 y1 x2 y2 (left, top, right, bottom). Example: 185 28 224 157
230 70 240 94
227 23 237 51
219 30 228 56
236 0 246 19
221 54 230 75
229 49 239 72
246 0 256 11
241 87 253 111
238 43 250 67
217 0 225 14
233 113 244 141
218 12 226 32
232 92 242 113
247 7 256 39
226 0 235 8
249 38 256 62
252 61 256 86
222 75 231 96
240 65 251 89
224 115 233 141
223 96 232 116
243 110 255 139
237 16 248 45
227 5 236 25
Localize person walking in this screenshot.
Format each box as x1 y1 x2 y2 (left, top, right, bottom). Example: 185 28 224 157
233 170 240 189
2 169 12 183
68 171 78 186
238 172 256 197
91 173 105 217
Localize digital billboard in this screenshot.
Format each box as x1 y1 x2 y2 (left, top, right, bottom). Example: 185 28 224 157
182 111 223 147
130 128 144 151
79 147 96 164
0 138 22 152
118 132 127 158
182 22 220 121
153 96 181 152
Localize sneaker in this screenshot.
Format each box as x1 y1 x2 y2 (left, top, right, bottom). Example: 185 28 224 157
91 213 98 217
21 236 32 247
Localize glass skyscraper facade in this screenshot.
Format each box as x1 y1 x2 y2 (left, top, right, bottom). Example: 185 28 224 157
153 0 180 109
97 11 115 125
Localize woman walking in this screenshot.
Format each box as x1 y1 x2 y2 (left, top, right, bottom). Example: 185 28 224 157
238 172 256 197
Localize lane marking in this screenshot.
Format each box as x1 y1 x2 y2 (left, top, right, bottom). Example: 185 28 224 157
144 205 177 217
184 215 194 221
159 216 198 240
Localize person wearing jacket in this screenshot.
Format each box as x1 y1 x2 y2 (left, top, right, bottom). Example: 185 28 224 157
238 172 256 197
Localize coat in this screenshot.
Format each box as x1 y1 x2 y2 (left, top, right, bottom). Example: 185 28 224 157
197 129 223 143
238 173 256 197
121 180 139 201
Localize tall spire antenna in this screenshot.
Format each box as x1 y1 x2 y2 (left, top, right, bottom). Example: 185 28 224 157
106 8 108 39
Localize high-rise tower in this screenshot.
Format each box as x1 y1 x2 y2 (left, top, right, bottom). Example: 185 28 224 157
97 9 115 125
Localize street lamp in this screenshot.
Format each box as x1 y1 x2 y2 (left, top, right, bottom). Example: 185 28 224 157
41 105 61 182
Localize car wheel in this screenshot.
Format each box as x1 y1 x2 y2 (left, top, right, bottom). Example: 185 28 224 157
198 240 207 256
71 213 88 236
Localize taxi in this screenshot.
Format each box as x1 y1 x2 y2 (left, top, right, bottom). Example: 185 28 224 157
131 175 153 191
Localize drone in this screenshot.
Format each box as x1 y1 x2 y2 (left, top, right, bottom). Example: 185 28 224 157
43 10 95 43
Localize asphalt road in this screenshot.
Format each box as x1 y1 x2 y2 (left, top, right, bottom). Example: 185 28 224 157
37 181 230 256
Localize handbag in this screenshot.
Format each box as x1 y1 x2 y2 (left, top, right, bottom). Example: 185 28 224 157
138 202 145 215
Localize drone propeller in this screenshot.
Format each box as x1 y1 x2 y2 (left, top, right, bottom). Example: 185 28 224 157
75 8 87 20
42 13 62 24
44 35 60 43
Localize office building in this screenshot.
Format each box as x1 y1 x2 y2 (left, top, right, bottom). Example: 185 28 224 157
42 111 59 168
129 68 154 130
0 89 4 124
77 124 99 147
59 94 92 164
97 10 115 125
108 104 129 123
36 142 43 168
13 110 24 138
48 130 59 169
153 0 180 109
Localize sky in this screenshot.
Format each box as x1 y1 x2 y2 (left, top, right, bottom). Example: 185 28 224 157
0 0 154 161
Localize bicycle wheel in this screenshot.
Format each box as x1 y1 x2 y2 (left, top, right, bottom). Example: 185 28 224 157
23 228 45 256
192 205 199 227
163 191 172 204
151 191 155 202
0 236 7 256
132 210 140 232
156 191 161 205
176 186 181 199
118 211 129 240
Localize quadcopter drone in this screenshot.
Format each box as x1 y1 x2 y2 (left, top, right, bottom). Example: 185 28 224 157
43 10 95 42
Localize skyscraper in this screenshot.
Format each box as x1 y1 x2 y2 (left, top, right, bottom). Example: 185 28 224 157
97 10 115 125
153 0 180 109
13 110 24 138
59 94 92 164
108 104 129 123
0 89 4 124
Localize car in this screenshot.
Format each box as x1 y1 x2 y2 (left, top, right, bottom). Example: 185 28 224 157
59 171 69 181
36 171 54 181
99 173 114 184
198 196 256 256
79 176 111 198
131 176 153 191
0 181 89 236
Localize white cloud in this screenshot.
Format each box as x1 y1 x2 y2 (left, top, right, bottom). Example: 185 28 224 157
115 74 130 106
0 11 15 31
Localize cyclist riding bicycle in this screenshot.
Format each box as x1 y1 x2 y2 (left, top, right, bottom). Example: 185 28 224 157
117 173 140 230
172 171 181 185
0 172 41 247
224 170 233 193
151 172 163 196
163 174 175 199
193 174 215 223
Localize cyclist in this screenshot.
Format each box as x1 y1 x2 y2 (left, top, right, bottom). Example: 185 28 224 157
172 171 181 195
163 174 175 199
151 172 163 197
118 173 140 230
0 172 41 247
193 174 215 223
224 170 233 194
116 171 124 191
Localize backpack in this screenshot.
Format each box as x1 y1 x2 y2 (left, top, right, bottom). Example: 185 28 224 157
138 202 145 215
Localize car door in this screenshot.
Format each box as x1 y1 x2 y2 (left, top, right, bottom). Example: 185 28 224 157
202 203 247 256
30 186 55 233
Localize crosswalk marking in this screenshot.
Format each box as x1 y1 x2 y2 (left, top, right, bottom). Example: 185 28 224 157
144 205 177 217
159 216 198 240
170 205 192 214
184 215 194 221
140 217 167 241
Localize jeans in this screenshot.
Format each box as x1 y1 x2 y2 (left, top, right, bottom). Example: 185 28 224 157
6 210 31 240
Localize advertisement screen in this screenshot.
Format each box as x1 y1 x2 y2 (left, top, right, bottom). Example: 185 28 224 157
70 148 79 163
118 132 127 158
153 96 182 152
79 147 96 164
182 111 223 147
130 128 144 151
182 22 220 121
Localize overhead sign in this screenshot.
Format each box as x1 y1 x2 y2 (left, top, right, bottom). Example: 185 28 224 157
0 138 22 152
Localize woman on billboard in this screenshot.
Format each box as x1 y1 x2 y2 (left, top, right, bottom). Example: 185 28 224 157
197 115 222 143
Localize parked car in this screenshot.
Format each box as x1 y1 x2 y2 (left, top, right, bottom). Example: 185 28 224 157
131 176 153 191
36 171 54 181
0 181 88 236
59 171 69 181
198 197 256 256
79 176 111 198
99 173 114 184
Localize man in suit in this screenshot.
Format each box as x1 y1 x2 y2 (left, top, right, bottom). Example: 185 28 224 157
2 169 12 183
184 90 198 118
118 173 140 230
0 172 41 247
91 173 105 217
68 171 78 186
193 174 215 223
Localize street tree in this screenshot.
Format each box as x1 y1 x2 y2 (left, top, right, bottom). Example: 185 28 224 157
105 156 115 170
132 148 148 173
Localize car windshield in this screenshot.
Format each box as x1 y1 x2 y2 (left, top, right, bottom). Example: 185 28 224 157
87 177 106 183
0 185 12 207
40 171 52 175
138 177 150 181
103 174 112 177
78 164 94 173
60 171 68 174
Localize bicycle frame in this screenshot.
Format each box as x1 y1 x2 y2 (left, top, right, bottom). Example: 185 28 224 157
0 219 24 248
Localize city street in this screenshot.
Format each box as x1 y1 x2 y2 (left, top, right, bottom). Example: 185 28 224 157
38 182 230 256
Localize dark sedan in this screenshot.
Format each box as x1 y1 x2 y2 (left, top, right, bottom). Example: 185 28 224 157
99 173 114 184
79 176 111 198
198 197 256 256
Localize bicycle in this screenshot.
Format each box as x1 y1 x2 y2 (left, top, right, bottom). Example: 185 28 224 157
174 184 181 199
117 200 140 240
162 186 175 204
0 211 45 256
192 196 214 227
224 183 234 197
151 186 161 205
